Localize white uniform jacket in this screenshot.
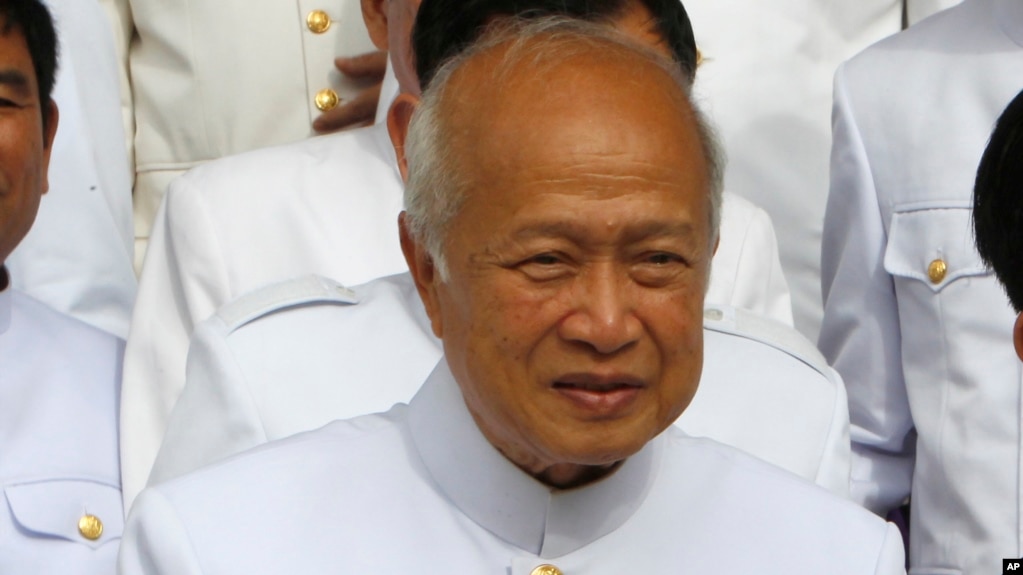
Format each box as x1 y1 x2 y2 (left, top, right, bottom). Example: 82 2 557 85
148 273 846 498
818 1 1023 572
121 359 901 575
686 0 959 339
98 0 376 254
0 275 124 573
8 0 135 340
120 121 792 508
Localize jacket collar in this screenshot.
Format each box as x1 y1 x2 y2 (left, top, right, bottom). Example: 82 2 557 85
407 359 662 558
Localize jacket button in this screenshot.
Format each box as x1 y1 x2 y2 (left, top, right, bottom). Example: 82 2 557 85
530 565 563 575
306 10 332 34
78 514 103 540
928 258 947 284
314 88 340 111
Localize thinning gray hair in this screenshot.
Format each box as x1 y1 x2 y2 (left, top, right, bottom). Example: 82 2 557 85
403 16 725 278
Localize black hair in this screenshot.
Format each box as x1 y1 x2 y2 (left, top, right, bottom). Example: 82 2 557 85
974 87 1023 312
412 0 697 91
0 0 58 131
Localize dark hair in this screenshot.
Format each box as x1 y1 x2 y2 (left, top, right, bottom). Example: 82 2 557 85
0 0 58 130
413 0 697 91
974 88 1023 312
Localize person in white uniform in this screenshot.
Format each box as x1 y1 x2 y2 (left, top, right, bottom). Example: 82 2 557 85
97 0 381 266
0 2 123 572
6 0 135 340
818 1 1023 572
148 272 850 495
119 19 902 574
119 0 792 508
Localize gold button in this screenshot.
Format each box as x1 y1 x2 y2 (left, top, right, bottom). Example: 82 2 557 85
314 88 340 111
78 514 103 541
696 48 704 66
306 10 332 34
928 258 947 284
530 566 563 575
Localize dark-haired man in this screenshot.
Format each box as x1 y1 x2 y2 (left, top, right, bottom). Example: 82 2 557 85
119 0 792 508
0 1 123 572
119 18 902 574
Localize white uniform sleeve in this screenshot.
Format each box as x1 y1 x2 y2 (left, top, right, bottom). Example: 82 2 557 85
709 192 794 326
813 366 852 499
118 489 205 575
905 0 963 26
121 176 232 510
874 522 908 575
818 66 914 515
146 316 268 487
97 0 136 175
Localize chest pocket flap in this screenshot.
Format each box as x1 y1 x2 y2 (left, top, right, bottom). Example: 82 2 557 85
884 206 990 292
5 480 123 549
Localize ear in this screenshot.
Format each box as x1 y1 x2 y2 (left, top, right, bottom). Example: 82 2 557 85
39 99 59 194
399 212 444 338
360 0 390 51
387 93 419 182
1013 314 1023 363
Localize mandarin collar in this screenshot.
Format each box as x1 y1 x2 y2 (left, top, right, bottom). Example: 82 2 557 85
407 359 662 558
996 0 1023 48
0 267 10 335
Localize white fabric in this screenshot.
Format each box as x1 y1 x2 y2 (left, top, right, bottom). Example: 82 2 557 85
149 272 846 498
122 359 900 575
686 0 960 339
7 0 135 340
120 119 792 508
818 1 1023 572
0 274 124 574
97 0 378 258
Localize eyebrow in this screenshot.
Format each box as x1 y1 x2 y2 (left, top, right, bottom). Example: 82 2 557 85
0 69 31 97
513 220 698 242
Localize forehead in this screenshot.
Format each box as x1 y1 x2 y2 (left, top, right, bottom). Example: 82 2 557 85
448 36 706 211
0 23 37 92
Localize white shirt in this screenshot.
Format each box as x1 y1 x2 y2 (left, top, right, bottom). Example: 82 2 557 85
120 121 792 508
120 359 902 575
818 0 1023 571
0 271 124 574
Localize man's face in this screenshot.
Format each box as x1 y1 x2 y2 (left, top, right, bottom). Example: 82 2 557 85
0 23 56 266
408 42 713 487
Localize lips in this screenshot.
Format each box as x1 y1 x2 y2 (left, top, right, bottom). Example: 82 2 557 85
551 373 645 416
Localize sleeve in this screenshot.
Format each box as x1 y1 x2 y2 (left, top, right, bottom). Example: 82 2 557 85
117 489 205 575
904 0 961 27
97 0 136 175
873 522 908 575
146 317 268 487
812 366 852 499
120 175 233 510
817 65 914 515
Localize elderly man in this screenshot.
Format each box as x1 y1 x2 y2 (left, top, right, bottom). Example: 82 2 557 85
119 19 901 574
0 1 123 572
119 0 791 509
818 1 1023 571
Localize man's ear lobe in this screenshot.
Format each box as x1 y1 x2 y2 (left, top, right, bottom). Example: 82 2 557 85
360 0 389 51
40 100 59 194
388 93 419 182
398 211 443 338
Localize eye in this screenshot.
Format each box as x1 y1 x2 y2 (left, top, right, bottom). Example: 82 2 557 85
645 252 681 265
516 252 574 281
632 251 689 286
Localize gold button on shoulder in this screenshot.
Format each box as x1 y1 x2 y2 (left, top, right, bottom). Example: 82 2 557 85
78 514 103 541
530 565 563 575
314 88 340 111
928 258 947 284
306 10 332 34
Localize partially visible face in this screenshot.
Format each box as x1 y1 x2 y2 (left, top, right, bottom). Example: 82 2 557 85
387 0 423 95
408 40 713 488
0 22 56 267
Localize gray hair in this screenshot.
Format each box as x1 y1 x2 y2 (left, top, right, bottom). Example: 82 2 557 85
403 16 725 278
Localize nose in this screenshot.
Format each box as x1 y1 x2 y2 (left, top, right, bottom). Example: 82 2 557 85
557 263 643 355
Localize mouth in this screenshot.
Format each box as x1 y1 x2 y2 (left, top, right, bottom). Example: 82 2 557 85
551 373 645 416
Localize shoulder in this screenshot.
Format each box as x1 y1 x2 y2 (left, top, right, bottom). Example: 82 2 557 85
9 290 123 358
703 304 832 379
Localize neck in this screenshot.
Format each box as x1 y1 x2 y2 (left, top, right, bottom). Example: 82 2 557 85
0 266 8 291
529 460 624 490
